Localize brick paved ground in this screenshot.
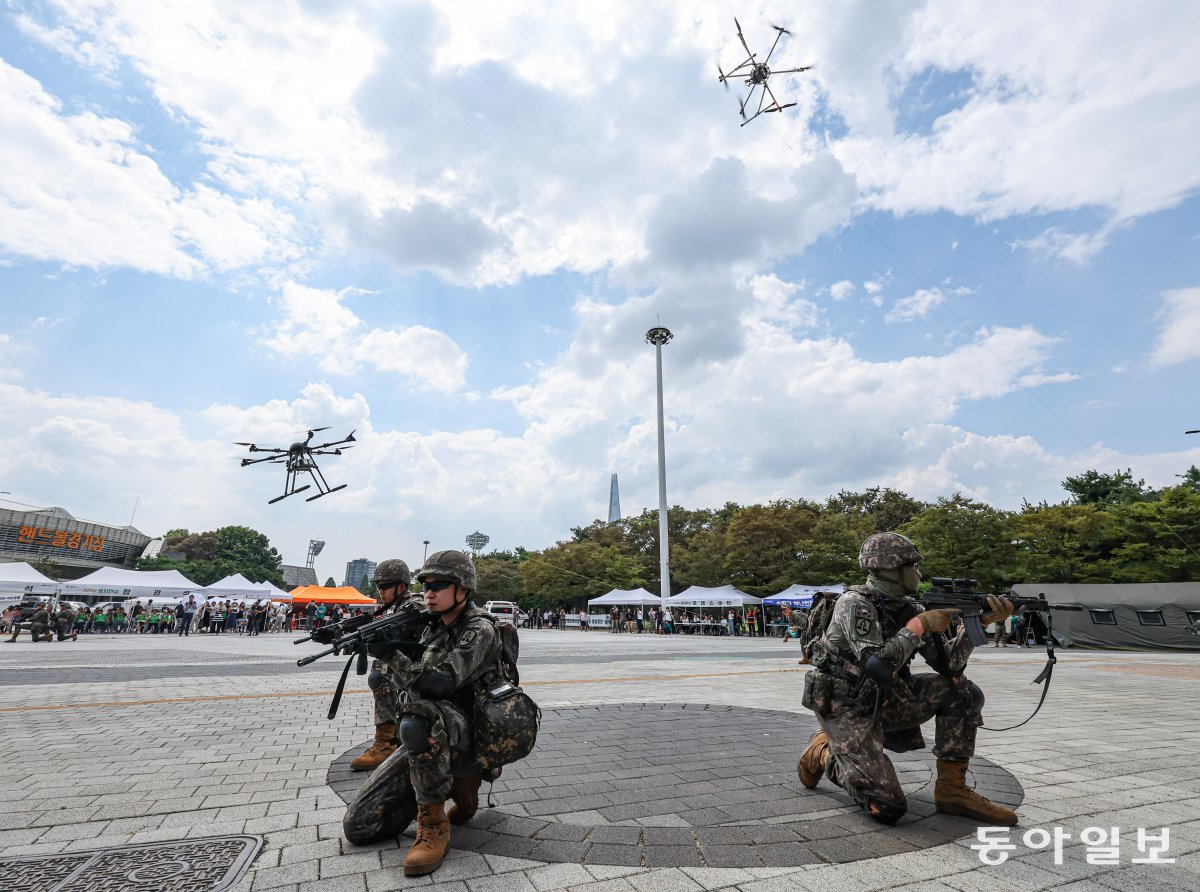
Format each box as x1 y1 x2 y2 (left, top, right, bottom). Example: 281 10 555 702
1 629 1197 891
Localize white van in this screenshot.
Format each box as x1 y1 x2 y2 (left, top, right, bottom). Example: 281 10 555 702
483 601 527 627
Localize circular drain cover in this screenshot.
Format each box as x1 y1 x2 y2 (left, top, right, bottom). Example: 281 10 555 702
329 703 1022 868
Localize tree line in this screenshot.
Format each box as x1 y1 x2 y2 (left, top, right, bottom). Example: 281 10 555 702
473 468 1200 613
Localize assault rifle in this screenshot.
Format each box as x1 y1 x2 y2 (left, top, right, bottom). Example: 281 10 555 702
294 611 372 646
922 577 1083 648
921 577 1084 731
296 602 434 719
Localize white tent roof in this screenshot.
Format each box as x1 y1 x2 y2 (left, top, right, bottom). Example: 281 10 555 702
588 588 662 606
0 561 59 594
204 573 263 598
251 580 293 601
762 583 845 608
122 595 183 608
665 585 762 607
61 566 202 596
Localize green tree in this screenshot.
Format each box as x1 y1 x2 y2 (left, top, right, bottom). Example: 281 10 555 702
476 556 524 604
356 575 378 599
825 487 927 533
519 540 644 609
1010 503 1116 583
28 557 60 579
1106 485 1200 582
900 494 1015 590
723 500 820 595
795 510 875 586
138 524 284 587
1062 468 1151 506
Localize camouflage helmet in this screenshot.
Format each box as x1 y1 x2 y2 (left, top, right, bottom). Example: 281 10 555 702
372 558 411 587
416 549 476 591
858 532 923 571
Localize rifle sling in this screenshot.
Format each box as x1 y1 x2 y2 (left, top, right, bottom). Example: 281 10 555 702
982 612 1057 732
327 653 356 721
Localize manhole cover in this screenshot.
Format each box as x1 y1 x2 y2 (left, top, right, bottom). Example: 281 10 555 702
0 835 261 892
329 703 1022 867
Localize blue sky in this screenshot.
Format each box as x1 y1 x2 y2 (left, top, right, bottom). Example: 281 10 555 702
2 0 1199 581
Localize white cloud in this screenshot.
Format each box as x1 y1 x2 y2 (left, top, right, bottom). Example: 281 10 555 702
259 283 469 394
0 60 300 276
1007 225 1113 265
829 279 856 301
884 285 972 323
1149 287 1200 370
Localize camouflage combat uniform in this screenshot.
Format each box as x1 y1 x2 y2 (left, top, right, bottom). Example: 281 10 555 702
800 594 835 658
31 606 53 642
784 609 807 639
804 584 981 822
369 594 425 726
55 607 76 641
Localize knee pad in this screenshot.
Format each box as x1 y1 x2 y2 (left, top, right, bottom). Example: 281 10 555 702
398 716 433 754
965 679 985 711
866 797 908 825
367 669 383 691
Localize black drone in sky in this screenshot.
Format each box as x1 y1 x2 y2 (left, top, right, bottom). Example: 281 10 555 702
717 18 812 126
236 427 355 504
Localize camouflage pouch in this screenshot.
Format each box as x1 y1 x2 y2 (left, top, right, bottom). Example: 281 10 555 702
802 671 836 715
472 677 540 772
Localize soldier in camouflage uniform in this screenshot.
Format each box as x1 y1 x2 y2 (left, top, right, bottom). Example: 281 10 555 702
797 532 1018 826
348 558 423 771
55 605 78 641
6 604 52 642
343 549 525 877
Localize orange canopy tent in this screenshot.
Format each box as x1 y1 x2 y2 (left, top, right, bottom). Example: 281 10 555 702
289 585 377 605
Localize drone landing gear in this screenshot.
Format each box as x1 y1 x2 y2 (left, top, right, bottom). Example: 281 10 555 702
269 485 312 504
306 484 348 502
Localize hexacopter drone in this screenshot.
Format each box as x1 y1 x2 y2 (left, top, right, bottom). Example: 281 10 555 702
236 427 355 504
717 18 812 126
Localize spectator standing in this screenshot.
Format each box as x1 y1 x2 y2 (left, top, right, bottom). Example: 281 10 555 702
305 600 317 631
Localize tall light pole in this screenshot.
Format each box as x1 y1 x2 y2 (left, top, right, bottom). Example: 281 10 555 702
645 326 673 598
422 540 430 564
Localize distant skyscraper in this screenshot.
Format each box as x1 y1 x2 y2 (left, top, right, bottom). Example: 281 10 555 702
608 473 621 522
344 558 377 590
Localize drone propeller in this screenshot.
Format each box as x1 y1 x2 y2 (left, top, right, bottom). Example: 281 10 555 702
717 64 730 90
345 429 356 442
1187 430 1200 435
233 441 256 446
770 22 792 35
308 426 331 434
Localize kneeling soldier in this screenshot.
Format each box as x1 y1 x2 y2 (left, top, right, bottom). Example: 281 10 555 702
350 558 421 771
798 532 1018 826
343 549 537 877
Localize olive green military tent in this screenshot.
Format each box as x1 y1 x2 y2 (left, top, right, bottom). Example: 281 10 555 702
1010 582 1200 650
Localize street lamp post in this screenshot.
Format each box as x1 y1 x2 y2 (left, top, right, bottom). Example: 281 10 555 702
645 326 673 599
422 540 430 564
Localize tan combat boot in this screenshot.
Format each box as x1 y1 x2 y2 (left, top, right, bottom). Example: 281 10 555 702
447 771 482 825
934 759 1018 826
797 731 830 789
404 801 451 876
350 723 398 771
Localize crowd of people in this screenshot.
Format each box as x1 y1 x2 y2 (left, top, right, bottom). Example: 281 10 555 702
0 596 376 639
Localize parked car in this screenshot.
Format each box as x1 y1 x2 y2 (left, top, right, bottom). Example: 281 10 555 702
483 601 529 627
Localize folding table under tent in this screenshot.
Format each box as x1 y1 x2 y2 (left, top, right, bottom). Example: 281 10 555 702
587 588 662 606
61 567 203 600
0 561 59 596
762 583 845 609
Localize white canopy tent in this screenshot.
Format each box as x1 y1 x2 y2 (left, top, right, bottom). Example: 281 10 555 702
587 588 662 607
204 573 265 600
122 595 184 609
61 567 202 599
0 561 59 596
763 583 845 609
665 585 762 607
251 580 293 602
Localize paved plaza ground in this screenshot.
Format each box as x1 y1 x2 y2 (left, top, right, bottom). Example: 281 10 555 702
1 627 1198 892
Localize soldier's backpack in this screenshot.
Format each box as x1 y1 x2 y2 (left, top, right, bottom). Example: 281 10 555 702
472 613 540 775
799 591 840 654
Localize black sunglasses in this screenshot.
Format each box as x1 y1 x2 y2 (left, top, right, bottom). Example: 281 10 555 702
422 580 455 593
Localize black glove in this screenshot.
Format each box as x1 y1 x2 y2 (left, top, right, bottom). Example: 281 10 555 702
366 641 395 659
311 626 337 645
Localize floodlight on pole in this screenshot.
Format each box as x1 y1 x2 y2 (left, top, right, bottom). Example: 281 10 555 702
306 539 325 570
645 325 673 599
422 540 430 563
465 531 490 557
